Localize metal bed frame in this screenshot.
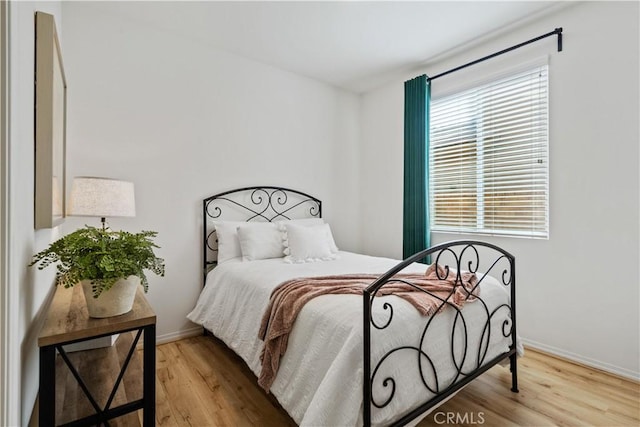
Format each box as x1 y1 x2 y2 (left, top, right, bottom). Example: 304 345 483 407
363 241 517 426
202 186 322 278
202 186 518 426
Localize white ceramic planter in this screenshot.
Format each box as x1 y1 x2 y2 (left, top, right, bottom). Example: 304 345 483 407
81 276 140 318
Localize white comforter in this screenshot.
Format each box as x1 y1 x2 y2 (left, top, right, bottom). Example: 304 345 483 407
187 252 517 426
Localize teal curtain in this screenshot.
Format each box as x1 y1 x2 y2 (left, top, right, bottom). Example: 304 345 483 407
403 75 431 263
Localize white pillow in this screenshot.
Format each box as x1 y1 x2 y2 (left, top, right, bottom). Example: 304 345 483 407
275 218 324 227
283 223 338 263
276 218 338 252
324 225 339 254
213 221 244 264
237 223 283 261
214 218 326 263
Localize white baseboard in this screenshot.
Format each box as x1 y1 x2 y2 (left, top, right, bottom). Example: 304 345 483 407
156 327 203 345
522 338 640 382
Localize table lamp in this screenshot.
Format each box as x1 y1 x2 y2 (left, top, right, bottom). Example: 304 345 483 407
68 177 136 229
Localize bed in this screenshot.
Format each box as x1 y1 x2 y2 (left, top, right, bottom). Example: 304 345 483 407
188 186 520 426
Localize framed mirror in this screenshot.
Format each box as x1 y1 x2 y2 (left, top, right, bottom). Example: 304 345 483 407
34 11 66 229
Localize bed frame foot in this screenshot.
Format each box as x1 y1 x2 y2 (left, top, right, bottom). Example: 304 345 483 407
509 353 519 393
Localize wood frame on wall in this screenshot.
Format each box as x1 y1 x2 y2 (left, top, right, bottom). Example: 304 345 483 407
34 11 66 229
0 1 11 425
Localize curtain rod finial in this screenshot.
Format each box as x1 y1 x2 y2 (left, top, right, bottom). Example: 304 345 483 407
556 28 563 52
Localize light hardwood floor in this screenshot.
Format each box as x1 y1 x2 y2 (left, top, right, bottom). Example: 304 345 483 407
61 335 640 426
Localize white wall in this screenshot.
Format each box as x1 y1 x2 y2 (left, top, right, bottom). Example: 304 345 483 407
360 1 639 379
61 2 361 344
7 2 64 425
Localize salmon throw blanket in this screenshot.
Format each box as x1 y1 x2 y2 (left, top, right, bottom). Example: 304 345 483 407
257 264 478 391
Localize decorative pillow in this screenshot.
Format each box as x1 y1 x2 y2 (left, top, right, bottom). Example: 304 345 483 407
215 218 327 263
282 223 338 263
237 222 283 261
276 218 338 252
213 221 244 264
325 224 339 254
275 218 324 227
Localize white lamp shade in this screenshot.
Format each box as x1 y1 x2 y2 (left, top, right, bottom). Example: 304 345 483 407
68 177 136 218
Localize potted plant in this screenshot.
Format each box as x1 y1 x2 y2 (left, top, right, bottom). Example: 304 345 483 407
29 226 165 318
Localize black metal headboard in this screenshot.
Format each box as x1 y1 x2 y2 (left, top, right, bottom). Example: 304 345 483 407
202 186 322 279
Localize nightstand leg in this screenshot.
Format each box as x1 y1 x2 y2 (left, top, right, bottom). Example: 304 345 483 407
142 324 156 426
39 346 56 426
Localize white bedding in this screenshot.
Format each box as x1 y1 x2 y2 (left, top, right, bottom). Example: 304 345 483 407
187 251 519 426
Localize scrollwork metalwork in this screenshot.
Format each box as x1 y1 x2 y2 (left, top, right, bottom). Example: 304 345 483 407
205 187 320 225
370 301 394 330
363 241 517 427
202 186 322 281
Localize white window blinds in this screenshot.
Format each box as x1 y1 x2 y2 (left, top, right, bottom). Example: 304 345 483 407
429 65 549 238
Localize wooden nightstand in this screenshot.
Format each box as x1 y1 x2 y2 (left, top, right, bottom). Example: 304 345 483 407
38 284 156 426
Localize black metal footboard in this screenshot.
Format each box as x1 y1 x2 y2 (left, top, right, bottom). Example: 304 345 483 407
363 240 517 427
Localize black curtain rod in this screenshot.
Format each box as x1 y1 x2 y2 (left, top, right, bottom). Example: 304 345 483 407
427 27 563 82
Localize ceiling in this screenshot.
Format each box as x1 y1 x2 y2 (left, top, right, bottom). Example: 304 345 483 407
88 1 565 93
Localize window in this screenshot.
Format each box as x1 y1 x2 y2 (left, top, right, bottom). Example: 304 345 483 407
429 65 549 238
